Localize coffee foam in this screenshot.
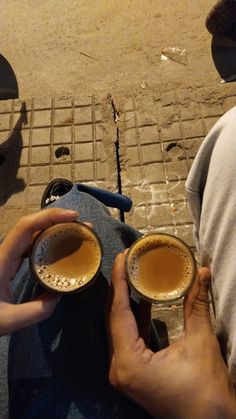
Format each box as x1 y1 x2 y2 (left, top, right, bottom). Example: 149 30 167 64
127 234 195 302
32 223 102 292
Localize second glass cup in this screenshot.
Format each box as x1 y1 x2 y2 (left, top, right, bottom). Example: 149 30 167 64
126 233 197 304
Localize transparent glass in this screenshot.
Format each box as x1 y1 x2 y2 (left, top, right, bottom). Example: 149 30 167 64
30 221 102 294
126 233 197 304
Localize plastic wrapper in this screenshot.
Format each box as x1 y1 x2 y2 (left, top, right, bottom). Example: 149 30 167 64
161 47 188 66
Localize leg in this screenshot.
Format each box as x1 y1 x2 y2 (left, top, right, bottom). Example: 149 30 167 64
8 187 152 419
186 105 236 386
206 0 236 38
48 184 141 282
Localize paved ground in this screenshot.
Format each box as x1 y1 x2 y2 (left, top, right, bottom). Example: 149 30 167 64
2 83 236 235
1 82 236 341
1 0 236 342
0 95 118 234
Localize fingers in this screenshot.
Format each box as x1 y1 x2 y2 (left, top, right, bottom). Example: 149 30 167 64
0 208 78 279
110 253 140 353
83 222 93 229
184 267 213 335
112 253 130 310
0 292 61 336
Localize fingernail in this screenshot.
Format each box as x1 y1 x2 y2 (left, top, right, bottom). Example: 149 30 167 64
116 253 122 262
66 210 78 216
116 253 125 263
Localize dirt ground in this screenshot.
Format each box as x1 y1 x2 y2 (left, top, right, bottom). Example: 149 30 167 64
0 0 217 99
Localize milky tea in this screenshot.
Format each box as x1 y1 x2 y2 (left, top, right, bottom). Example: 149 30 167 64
31 222 102 293
126 233 196 303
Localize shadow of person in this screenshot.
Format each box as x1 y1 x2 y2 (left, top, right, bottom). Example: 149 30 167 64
211 34 236 82
0 102 27 206
0 54 18 100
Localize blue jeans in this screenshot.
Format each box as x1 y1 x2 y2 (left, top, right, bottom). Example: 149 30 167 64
7 185 153 419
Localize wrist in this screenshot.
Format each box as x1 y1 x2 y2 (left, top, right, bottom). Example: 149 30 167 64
200 394 236 419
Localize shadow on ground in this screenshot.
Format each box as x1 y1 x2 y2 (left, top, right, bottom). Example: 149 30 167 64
211 34 236 82
0 54 18 100
0 102 27 206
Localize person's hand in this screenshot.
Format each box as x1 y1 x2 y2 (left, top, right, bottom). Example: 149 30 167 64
109 253 236 419
0 208 78 336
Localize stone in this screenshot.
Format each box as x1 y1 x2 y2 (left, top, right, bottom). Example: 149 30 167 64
33 110 51 127
74 125 93 142
182 119 205 138
74 162 94 182
139 125 159 145
31 128 51 145
141 143 163 164
53 126 72 144
29 166 51 184
126 147 140 166
74 106 92 124
31 146 50 164
161 122 182 141
52 164 72 180
75 143 93 162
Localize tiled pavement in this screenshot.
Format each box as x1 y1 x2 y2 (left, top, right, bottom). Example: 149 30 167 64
1 84 236 341
115 84 236 338
117 84 236 246
0 95 117 234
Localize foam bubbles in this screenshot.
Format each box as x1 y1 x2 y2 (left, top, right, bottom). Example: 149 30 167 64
32 222 102 292
127 234 195 302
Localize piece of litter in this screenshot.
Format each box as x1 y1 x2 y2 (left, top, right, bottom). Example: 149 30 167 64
115 112 135 123
161 47 188 66
65 47 99 61
160 55 168 61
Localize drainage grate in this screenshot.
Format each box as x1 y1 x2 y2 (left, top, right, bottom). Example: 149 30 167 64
55 146 70 161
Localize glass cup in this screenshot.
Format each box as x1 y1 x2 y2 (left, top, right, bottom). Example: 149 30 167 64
30 221 102 293
126 233 197 304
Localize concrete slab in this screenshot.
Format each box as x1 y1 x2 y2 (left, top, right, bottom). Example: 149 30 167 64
116 84 236 250
0 83 234 340
114 84 234 337
0 95 117 234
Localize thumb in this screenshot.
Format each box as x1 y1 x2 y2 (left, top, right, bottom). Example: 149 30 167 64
184 267 213 335
0 292 61 336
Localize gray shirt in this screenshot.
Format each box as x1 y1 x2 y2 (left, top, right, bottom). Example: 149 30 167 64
186 105 236 386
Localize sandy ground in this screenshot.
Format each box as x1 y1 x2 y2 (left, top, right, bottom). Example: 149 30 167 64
0 0 217 99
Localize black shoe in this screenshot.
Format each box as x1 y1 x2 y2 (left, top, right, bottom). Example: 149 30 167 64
41 178 73 209
206 0 236 37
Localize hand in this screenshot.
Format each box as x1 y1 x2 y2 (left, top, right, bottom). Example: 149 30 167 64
0 208 78 336
109 253 236 419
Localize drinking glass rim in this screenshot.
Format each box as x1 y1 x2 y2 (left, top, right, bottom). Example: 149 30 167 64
30 220 103 294
126 232 197 304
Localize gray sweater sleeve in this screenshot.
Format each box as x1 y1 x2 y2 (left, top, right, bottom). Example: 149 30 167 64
185 105 236 386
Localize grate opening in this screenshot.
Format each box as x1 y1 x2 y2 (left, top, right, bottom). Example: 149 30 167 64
55 146 70 161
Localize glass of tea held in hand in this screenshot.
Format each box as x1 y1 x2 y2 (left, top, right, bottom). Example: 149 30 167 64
30 222 102 293
126 233 197 303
